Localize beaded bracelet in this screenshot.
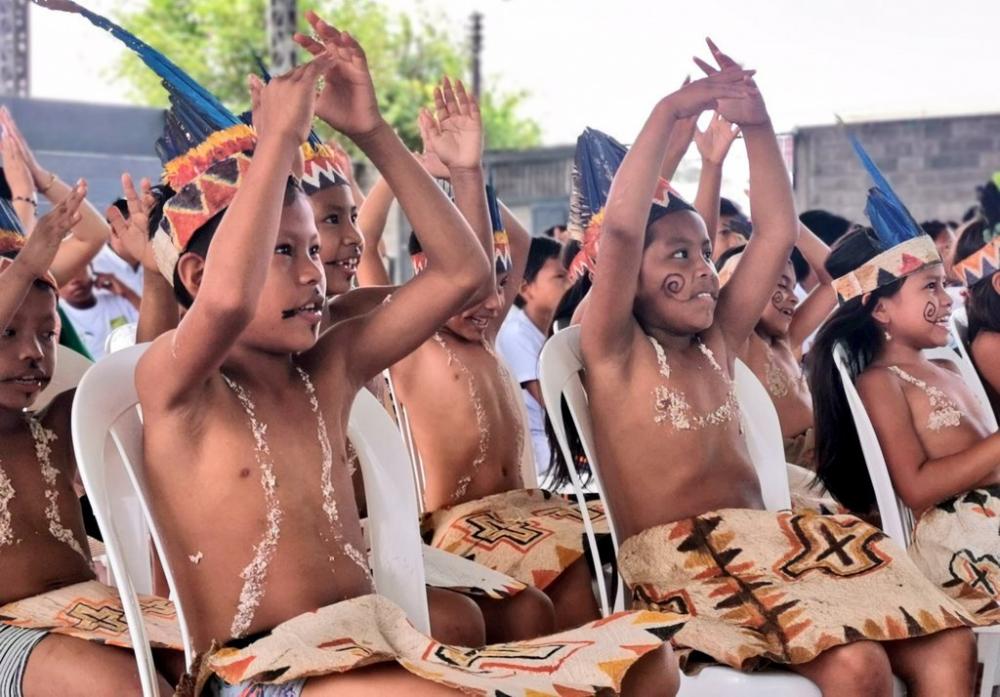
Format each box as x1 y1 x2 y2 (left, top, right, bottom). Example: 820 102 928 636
37 171 56 194
12 195 37 208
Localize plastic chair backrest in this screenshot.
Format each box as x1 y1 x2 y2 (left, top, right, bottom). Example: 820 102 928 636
105 322 138 355
832 344 913 545
31 344 92 413
733 359 793 511
74 345 431 670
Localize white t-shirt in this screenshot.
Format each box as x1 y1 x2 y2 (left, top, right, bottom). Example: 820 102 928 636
497 307 550 477
91 246 144 297
59 291 139 360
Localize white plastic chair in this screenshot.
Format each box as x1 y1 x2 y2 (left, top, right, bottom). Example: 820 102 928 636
105 321 138 355
30 344 92 412
539 326 822 697
72 344 431 687
833 343 1000 697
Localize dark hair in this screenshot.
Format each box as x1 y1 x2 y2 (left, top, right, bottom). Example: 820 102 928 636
800 209 852 246
542 224 566 239
514 236 563 308
408 230 422 256
962 205 980 223
715 243 746 270
920 220 949 243
561 239 581 269
954 219 1000 342
0 167 10 201
808 227 904 516
719 197 743 217
109 197 129 219
790 248 810 283
545 398 593 491
552 272 590 330
172 178 301 308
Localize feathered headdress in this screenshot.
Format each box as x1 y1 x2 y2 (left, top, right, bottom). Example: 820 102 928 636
953 172 1000 287
832 130 941 303
33 0 258 284
0 199 58 289
567 128 694 281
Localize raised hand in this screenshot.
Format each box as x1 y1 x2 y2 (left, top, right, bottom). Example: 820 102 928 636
294 11 384 139
416 112 451 180
108 173 160 272
253 55 330 149
422 77 483 173
1 128 35 200
693 38 768 126
21 180 86 276
0 107 49 191
662 66 756 122
694 112 741 165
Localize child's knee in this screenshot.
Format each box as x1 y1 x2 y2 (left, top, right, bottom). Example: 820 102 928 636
504 587 556 636
827 642 892 690
620 644 680 697
426 587 486 647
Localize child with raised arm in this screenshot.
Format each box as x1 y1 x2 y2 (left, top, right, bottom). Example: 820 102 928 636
579 40 977 695
953 175 1000 415
47 4 682 694
359 78 607 636
0 194 183 696
810 145 1000 629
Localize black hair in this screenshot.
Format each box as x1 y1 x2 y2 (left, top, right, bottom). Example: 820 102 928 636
962 205 980 223
542 224 566 239
719 197 743 217
408 230 422 256
920 220 949 243
561 239 581 269
172 178 301 308
109 197 129 219
800 209 852 246
545 398 593 491
954 219 1000 342
790 248 810 283
552 272 590 330
715 243 746 271
514 236 563 308
0 167 10 201
808 227 905 516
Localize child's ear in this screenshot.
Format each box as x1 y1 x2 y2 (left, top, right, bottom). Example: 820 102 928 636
992 273 1000 295
519 278 531 300
870 297 891 327
176 254 206 300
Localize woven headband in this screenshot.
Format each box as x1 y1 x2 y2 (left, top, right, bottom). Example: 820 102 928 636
953 236 999 288
832 235 941 303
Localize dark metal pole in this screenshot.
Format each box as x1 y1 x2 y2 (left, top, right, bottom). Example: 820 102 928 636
267 0 298 74
0 0 30 97
470 11 483 101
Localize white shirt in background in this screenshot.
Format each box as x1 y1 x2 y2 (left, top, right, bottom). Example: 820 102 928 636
59 290 139 360
497 307 550 478
91 246 144 297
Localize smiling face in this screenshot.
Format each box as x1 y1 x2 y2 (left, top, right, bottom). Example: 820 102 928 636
635 211 720 335
308 185 363 297
873 264 953 349
0 284 59 411
444 271 508 342
758 260 798 338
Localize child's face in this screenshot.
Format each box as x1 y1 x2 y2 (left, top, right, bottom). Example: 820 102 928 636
521 257 568 317
444 272 507 342
241 193 327 354
0 285 58 411
875 264 952 349
757 261 798 338
635 211 719 335
715 218 748 258
308 185 362 297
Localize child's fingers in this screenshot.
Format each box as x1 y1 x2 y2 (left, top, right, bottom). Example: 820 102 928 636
306 11 341 44
293 33 325 57
441 77 459 116
454 79 471 111
433 87 448 121
693 56 718 76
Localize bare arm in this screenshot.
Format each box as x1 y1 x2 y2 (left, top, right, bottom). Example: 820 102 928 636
1 128 37 233
787 221 836 351
581 70 753 365
691 113 739 257
137 61 328 409
355 176 394 286
496 202 531 323
859 368 1000 511
298 14 490 383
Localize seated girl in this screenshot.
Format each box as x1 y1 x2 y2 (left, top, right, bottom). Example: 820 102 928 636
811 140 1000 624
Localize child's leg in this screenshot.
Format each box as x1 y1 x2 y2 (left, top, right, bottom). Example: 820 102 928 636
884 627 976 697
788 641 894 697
22 633 173 697
618 644 680 697
302 663 466 696
544 557 600 630
474 587 555 642
426 587 486 647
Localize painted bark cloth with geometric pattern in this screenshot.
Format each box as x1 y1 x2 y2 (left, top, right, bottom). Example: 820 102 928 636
619 508 975 671
421 544 528 600
909 486 1000 624
0 579 182 650
422 488 609 591
181 593 684 697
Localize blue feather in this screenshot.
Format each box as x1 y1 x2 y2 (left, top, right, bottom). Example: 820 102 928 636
486 183 503 233
846 131 923 248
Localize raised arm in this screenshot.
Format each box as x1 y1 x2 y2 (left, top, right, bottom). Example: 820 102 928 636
109 173 179 343
0 186 84 330
705 40 798 350
137 60 328 408
355 175 394 286
494 201 531 330
786 221 836 352
692 112 739 256
297 12 489 383
1 127 38 232
581 68 754 364
859 368 1000 511
659 78 697 182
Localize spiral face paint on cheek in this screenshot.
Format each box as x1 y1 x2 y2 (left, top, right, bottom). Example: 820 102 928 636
771 290 786 311
922 299 939 324
664 274 686 295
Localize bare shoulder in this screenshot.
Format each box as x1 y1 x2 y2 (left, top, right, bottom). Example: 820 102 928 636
326 286 396 325
929 357 962 376
39 388 75 442
972 331 1000 361
856 364 903 399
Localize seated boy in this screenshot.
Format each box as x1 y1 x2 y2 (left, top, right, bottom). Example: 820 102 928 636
0 192 182 696
359 78 604 634
57 264 139 360
579 41 977 695
45 5 683 693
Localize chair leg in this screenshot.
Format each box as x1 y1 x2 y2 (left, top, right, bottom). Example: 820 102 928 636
978 633 1000 697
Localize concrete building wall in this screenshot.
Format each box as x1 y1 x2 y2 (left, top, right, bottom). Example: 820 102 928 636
794 113 1000 224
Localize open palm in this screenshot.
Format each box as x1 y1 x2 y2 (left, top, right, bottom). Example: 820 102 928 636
423 78 482 172
693 39 768 126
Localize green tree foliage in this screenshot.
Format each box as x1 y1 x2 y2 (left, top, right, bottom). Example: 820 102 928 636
112 0 541 151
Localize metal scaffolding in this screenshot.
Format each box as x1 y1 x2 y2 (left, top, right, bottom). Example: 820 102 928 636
268 0 298 75
0 0 30 97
